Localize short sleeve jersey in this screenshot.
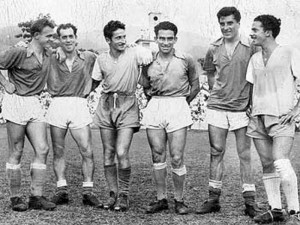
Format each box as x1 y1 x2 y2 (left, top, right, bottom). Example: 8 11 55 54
47 50 96 97
92 46 149 94
246 45 300 116
203 36 255 112
0 44 50 96
139 50 198 97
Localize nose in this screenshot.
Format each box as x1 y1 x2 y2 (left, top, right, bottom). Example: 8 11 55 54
223 24 230 30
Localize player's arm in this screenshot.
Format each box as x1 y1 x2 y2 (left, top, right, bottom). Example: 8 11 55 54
280 48 300 124
186 55 200 104
0 71 15 94
91 55 103 92
139 65 152 101
245 57 254 117
0 48 24 94
135 45 153 66
203 47 216 90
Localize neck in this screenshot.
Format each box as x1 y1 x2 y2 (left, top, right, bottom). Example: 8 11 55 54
109 48 123 59
261 40 278 53
224 34 240 44
30 39 44 55
65 50 77 59
159 48 174 60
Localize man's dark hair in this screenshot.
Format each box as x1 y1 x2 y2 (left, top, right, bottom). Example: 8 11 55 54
254 14 281 38
103 20 125 39
30 18 55 36
154 21 178 36
57 23 78 36
217 7 241 23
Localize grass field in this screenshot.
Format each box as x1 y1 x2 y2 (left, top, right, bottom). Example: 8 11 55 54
1 125 300 225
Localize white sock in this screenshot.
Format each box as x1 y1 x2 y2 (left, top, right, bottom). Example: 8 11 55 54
209 179 222 189
57 180 67 188
262 172 282 209
274 159 299 212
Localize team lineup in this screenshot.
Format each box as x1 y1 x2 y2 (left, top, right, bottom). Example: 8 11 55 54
0 6 300 224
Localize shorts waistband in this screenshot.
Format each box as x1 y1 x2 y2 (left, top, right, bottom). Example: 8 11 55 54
152 96 186 99
102 92 135 97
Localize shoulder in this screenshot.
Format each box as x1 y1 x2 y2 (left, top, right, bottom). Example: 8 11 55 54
82 50 97 61
96 50 109 61
6 46 27 55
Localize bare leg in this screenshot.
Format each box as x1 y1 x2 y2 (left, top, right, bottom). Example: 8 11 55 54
50 126 68 183
147 129 167 200
70 126 94 183
168 127 187 202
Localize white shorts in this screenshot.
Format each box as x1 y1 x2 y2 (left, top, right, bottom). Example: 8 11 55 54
46 97 92 129
141 96 193 133
206 108 249 131
2 93 46 125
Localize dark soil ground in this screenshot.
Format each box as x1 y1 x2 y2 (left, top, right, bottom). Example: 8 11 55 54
1 125 300 225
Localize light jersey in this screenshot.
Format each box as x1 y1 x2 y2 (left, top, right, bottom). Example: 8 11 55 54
246 45 300 116
92 46 148 94
140 50 198 97
203 36 256 112
47 50 96 98
0 44 50 96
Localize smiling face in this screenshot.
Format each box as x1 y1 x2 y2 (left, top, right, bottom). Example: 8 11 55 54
106 28 126 52
219 14 240 41
155 29 177 55
250 21 268 46
36 26 55 50
59 28 77 53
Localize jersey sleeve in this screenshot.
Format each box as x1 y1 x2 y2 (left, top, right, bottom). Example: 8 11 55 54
246 57 254 84
91 55 103 81
138 64 151 88
186 54 199 84
202 46 215 73
0 47 25 70
291 48 300 80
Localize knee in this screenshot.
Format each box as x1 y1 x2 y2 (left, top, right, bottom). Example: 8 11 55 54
104 153 115 165
37 144 50 158
210 144 225 157
152 149 165 164
261 157 274 173
10 148 23 161
238 150 251 162
171 155 183 169
52 144 64 159
80 146 93 159
117 151 129 163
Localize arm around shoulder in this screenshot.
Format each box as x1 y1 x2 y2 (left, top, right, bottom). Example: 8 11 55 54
186 54 200 104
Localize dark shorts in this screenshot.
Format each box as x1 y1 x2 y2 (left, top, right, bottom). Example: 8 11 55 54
93 93 140 132
247 115 295 139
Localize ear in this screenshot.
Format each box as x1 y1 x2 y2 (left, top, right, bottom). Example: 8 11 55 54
265 30 272 37
33 32 40 39
174 36 178 43
105 37 111 44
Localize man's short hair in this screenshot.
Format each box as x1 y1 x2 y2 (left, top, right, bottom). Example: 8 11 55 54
103 20 125 39
254 14 281 38
30 18 55 36
154 21 178 36
57 23 78 36
217 7 241 23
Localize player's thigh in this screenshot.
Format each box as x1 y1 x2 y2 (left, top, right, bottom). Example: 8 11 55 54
167 127 187 159
208 124 228 152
